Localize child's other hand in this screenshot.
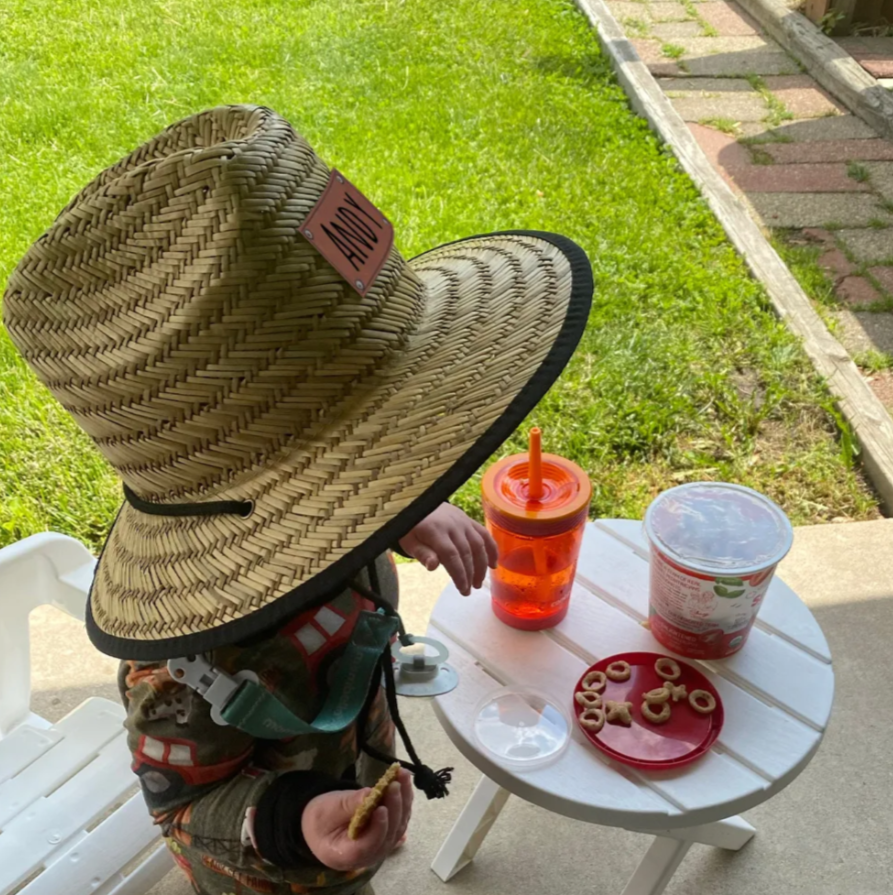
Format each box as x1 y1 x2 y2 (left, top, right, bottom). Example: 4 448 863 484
398 503 498 596
302 770 413 872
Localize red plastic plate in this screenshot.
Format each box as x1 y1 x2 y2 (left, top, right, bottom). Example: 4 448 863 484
573 651 724 770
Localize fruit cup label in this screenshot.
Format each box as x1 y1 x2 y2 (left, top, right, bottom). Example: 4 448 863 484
648 550 776 659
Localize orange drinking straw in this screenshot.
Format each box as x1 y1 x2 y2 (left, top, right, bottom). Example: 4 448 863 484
528 427 543 501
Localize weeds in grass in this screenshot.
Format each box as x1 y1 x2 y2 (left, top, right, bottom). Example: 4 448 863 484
746 74 794 126
854 350 893 373
865 269 893 302
851 21 893 37
819 9 847 35
661 42 686 59
771 231 840 308
678 0 718 36
847 162 870 182
822 400 859 469
699 117 740 134
623 16 650 37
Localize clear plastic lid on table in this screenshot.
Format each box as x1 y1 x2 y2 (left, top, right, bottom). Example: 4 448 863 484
473 686 571 772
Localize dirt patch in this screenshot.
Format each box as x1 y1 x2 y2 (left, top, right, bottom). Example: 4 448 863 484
867 369 893 409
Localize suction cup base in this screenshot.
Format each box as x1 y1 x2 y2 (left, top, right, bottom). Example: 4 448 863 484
394 663 459 697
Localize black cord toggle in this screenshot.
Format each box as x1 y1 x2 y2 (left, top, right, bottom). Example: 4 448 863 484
411 764 453 799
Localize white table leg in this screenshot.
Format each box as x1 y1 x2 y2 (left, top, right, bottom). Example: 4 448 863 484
620 837 692 895
629 815 756 851
431 775 510 882
619 815 755 895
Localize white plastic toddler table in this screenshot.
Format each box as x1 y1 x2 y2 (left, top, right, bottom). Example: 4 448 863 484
426 520 834 895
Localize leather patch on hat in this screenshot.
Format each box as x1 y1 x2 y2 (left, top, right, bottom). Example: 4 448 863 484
300 170 394 295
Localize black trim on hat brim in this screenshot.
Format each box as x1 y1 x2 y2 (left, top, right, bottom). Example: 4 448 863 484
86 230 593 660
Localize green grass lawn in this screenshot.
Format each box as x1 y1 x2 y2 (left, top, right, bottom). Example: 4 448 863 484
0 0 880 552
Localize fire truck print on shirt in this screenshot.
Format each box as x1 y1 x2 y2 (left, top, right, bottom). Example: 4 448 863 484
281 589 370 697
118 553 398 895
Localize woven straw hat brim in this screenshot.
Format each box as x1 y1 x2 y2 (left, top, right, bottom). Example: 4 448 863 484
84 230 591 659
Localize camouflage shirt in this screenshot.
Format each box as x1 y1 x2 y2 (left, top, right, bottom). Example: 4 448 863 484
118 554 399 895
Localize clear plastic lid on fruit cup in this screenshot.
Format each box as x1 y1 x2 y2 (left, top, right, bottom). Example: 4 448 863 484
473 686 571 772
644 482 794 575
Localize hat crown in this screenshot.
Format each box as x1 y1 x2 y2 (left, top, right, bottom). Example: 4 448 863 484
3 105 423 501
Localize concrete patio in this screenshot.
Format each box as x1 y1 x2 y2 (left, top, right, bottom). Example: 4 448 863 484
28 518 893 895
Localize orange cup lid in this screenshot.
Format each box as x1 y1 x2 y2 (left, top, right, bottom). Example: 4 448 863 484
481 451 592 524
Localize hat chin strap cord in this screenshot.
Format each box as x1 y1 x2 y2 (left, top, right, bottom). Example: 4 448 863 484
167 568 453 800
348 576 454 799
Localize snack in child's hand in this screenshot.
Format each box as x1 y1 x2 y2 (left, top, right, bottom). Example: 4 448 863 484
582 669 607 692
688 690 717 715
641 700 671 725
665 682 687 703
642 685 670 705
579 707 606 732
575 690 603 709
604 700 634 725
348 762 401 840
655 657 681 681
605 661 631 682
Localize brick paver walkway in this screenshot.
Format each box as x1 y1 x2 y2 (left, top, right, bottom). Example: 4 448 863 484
834 35 893 86
607 0 893 410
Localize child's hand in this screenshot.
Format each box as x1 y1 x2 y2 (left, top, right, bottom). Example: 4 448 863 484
302 770 413 872
398 503 498 596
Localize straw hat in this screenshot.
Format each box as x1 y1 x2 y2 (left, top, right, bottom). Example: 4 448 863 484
3 105 592 660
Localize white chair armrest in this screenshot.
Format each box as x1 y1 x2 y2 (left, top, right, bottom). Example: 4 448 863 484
0 532 96 620
0 533 96 735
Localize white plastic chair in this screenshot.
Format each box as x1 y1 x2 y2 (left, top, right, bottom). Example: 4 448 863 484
0 533 172 895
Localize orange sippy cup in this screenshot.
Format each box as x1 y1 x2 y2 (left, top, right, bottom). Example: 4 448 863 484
481 428 592 630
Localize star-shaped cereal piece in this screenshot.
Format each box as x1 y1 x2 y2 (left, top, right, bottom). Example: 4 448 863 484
604 700 634 726
665 682 687 703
